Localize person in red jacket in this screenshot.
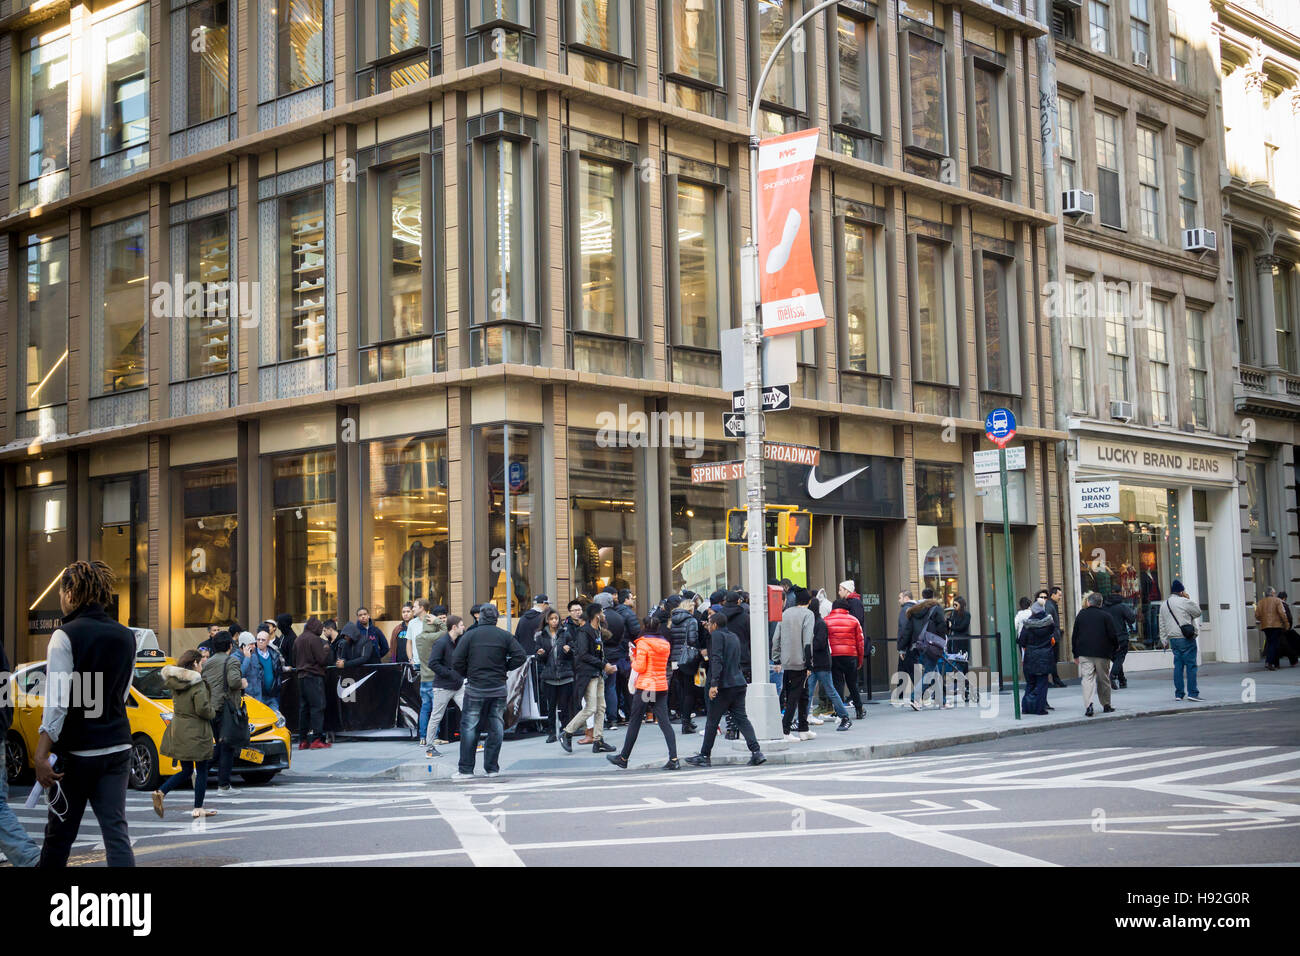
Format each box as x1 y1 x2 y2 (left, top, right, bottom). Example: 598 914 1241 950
826 599 866 719
607 616 679 770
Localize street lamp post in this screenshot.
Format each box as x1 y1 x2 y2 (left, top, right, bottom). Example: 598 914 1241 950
741 0 841 742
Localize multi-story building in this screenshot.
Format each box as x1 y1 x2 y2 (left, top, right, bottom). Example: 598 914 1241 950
1048 0 1249 668
0 0 1066 691
1215 0 1300 661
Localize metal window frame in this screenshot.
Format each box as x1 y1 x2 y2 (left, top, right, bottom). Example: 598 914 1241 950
565 145 639 341
470 129 539 328
973 247 1022 397
899 25 949 158
828 3 881 139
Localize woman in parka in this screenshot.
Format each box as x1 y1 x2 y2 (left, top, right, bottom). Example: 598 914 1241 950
537 609 575 743
153 649 218 819
1017 602 1058 716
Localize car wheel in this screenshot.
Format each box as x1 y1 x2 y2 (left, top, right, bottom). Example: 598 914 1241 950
5 732 30 786
129 734 161 791
239 771 279 786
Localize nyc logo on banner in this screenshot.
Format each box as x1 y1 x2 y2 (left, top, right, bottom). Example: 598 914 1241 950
757 128 826 336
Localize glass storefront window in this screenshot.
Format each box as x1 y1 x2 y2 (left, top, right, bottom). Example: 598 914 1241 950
19 36 70 204
278 0 325 95
570 431 638 596
94 4 150 162
916 462 962 606
187 212 232 378
19 235 69 414
669 443 730 596
365 435 449 618
93 215 149 395
1078 484 1177 651
280 186 327 361
180 464 239 627
476 425 540 615
19 485 67 662
187 0 231 125
89 473 148 627
270 450 337 621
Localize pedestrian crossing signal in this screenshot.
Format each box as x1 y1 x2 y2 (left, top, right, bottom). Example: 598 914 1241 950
778 511 812 548
726 508 749 545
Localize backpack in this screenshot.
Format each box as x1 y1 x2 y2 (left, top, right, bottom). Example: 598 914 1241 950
915 606 948 662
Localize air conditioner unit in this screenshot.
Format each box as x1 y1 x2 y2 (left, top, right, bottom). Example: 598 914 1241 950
1183 228 1218 252
1062 189 1096 217
1132 50 1150 69
1110 400 1135 422
1053 0 1083 8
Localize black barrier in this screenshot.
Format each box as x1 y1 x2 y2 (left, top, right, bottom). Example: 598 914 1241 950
280 663 422 738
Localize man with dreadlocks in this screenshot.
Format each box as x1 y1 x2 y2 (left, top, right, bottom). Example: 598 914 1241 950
34 560 138 867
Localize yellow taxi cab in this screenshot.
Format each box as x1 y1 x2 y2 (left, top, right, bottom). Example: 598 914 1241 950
4 646 291 791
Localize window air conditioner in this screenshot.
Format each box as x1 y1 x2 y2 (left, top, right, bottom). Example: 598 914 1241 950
1062 189 1096 217
1110 400 1135 422
1183 228 1217 252
1132 50 1150 69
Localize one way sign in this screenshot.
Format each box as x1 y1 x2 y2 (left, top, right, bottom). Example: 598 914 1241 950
732 385 791 413
722 412 764 438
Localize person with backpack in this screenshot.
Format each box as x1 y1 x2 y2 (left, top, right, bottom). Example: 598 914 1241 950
898 590 947 710
202 630 249 795
1160 580 1203 701
803 592 853 731
0 637 40 866
773 588 815 739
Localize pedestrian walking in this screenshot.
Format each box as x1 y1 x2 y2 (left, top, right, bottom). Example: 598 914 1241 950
898 590 946 709
895 589 918 692
537 609 574 742
201 630 248 794
1160 580 1203 701
608 617 678 770
1018 602 1057 715
773 589 814 739
1072 591 1120 717
295 617 331 749
1103 593 1136 688
595 590 628 728
0 635 40 867
827 598 866 720
667 595 702 734
423 614 467 756
560 604 618 754
450 605 526 779
35 561 137 867
153 650 219 819
1256 586 1288 671
408 600 437 750
804 593 854 729
1281 592 1300 667
684 613 766 767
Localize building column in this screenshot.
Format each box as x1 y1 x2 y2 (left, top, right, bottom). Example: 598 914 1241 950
1257 254 1282 369
1241 55 1269 187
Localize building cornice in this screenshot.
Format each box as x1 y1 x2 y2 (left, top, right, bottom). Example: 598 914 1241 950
1214 1 1300 64
1067 418 1250 453
1062 224 1221 281
1055 41 1211 118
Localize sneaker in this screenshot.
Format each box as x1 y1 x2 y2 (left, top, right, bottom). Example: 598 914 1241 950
217 785 239 795
297 741 310 751
452 772 476 781
426 746 441 758
782 733 800 742
309 740 329 750
807 715 824 725
1175 695 1185 701
684 754 711 768
908 700 921 712
1103 705 1115 713
748 752 767 766
545 734 558 744
799 731 817 741
485 770 500 777
1085 704 1094 717
681 723 697 735
593 739 616 753
560 732 573 753
855 707 866 720
1185 694 1202 702
663 758 680 770
152 791 164 819
606 754 629 769
837 717 852 732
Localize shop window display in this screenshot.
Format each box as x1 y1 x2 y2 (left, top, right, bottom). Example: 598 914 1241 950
570 431 637 596
365 434 449 617
180 464 239 627
916 462 962 605
270 450 337 620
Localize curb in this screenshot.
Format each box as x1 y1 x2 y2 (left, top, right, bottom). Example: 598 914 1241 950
283 694 1264 782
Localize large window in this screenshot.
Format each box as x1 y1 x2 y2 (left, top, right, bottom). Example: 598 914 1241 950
1067 275 1089 413
474 424 541 615
1275 261 1296 373
1104 284 1130 402
277 0 325 95
185 212 234 379
89 474 148 628
830 6 880 160
1129 0 1149 64
186 0 231 126
357 0 436 95
1136 126 1162 241
565 0 635 90
668 161 730 387
270 450 337 621
279 186 328 362
968 50 1010 199
92 4 149 184
916 463 963 607
18 235 69 431
901 26 948 175
19 34 70 208
179 464 239 628
1246 460 1271 539
752 0 806 134
1058 94 1078 192
570 432 638 595
92 215 149 396
18 484 68 662
1146 298 1171 423
663 0 724 114
1095 110 1123 228
1235 246 1254 364
1177 141 1199 232
1186 307 1209 428
1169 11 1189 84
365 435 449 617
670 442 731 595
568 134 640 376
837 204 890 407
1088 0 1110 55
977 247 1020 399
468 0 536 65
909 231 957 416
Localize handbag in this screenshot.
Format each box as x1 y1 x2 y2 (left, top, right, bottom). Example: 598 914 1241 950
915 607 948 662
1166 600 1196 640
220 699 251 745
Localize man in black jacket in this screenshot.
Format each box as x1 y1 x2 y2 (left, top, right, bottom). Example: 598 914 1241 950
598 594 628 729
335 622 379 669
450 605 526 778
1046 586 1067 688
514 595 548 656
560 604 618 754
1103 593 1137 688
1072 592 1120 717
354 607 389 661
685 613 765 767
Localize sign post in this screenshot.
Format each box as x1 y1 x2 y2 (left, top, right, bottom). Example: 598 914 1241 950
985 408 1021 720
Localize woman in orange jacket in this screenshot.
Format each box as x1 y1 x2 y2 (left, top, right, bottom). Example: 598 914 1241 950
608 614 679 770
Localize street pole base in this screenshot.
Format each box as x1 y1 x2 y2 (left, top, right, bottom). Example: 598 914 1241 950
744 680 786 744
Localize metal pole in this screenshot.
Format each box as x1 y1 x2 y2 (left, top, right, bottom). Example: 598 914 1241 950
504 423 513 632
1001 447 1021 719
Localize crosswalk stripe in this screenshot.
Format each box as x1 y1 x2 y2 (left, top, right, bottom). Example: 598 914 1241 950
1055 746 1270 780
1141 751 1300 784
969 748 1198 780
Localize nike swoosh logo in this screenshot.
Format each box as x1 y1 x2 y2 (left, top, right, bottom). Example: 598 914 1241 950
338 670 377 700
807 465 869 499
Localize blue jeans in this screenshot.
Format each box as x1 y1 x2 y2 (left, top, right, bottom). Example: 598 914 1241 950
808 670 851 719
1171 637 1199 698
0 772 40 867
458 695 506 774
418 681 436 740
605 669 623 723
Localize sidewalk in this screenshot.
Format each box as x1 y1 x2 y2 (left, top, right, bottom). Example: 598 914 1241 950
283 662 1300 782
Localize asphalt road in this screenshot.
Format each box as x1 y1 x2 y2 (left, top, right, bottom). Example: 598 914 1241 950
6 700 1298 867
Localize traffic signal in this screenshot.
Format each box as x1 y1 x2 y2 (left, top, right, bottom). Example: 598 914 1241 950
726 508 749 545
778 510 812 548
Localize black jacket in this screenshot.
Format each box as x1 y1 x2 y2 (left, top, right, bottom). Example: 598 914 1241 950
355 620 389 660
427 633 464 691
603 610 628 663
451 624 527 697
810 617 832 671
668 608 699 663
52 603 135 755
845 594 866 629
1103 595 1137 645
948 609 972 636
570 623 607 683
707 627 747 689
275 613 298 667
721 603 751 668
0 639 11 735
337 624 379 668
514 608 545 656
1018 613 1057 677
898 599 945 654
1071 606 1121 659
537 628 575 683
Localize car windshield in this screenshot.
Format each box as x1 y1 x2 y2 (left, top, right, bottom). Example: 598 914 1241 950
133 666 172 700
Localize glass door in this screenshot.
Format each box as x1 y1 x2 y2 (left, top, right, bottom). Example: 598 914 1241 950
983 529 1015 682
845 520 887 695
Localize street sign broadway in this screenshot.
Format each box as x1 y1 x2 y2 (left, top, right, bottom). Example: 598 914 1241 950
733 385 791 413
984 407 1017 448
691 460 748 484
762 442 819 466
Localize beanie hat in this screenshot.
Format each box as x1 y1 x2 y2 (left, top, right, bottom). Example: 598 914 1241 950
1171 579 1185 593
478 604 499 625
839 580 855 594
664 594 683 609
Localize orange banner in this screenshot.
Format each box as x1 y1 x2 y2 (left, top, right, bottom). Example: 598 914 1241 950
756 128 826 336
